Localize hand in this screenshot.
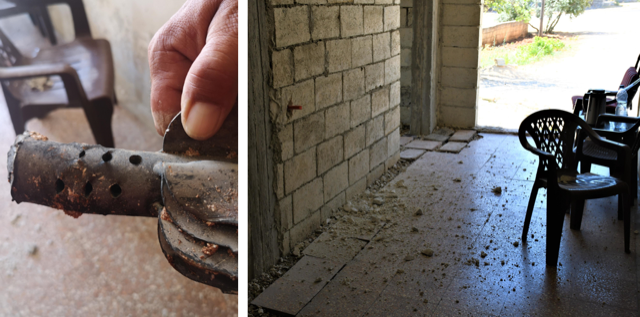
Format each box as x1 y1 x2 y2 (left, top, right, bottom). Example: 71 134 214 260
148 0 238 140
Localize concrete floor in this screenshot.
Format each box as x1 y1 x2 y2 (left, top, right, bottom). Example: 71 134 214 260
254 133 639 316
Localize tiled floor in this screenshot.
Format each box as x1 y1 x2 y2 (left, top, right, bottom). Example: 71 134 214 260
255 133 639 316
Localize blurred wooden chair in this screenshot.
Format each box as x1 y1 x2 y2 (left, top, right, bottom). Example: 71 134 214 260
0 0 115 147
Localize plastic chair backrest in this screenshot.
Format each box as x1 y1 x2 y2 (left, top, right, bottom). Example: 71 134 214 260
519 110 583 173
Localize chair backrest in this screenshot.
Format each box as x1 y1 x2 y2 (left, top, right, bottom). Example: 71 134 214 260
519 110 583 173
0 27 22 67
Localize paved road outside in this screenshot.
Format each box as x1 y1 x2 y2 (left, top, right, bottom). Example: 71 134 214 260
478 4 640 130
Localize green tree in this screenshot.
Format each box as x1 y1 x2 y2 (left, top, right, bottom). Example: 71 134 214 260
485 0 534 23
533 0 593 33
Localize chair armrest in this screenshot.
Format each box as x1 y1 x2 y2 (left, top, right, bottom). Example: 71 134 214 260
6 0 91 38
581 123 632 166
596 114 640 126
518 133 556 163
0 64 89 105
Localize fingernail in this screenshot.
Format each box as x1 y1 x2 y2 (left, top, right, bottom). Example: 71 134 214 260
183 102 223 140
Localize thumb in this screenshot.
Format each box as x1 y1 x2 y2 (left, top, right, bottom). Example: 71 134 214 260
181 0 238 140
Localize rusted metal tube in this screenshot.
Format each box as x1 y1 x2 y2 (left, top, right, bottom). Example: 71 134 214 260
8 132 179 217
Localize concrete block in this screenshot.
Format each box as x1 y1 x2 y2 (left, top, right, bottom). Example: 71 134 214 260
344 125 365 158
352 35 372 68
401 48 411 66
441 47 479 68
406 139 441 150
311 6 340 40
442 4 481 26
276 163 284 199
325 103 350 139
441 67 479 89
293 177 324 224
280 230 290 256
343 67 365 101
346 176 367 201
365 61 384 92
439 105 476 128
387 128 400 158
400 135 413 146
369 137 387 168
442 26 481 48
371 86 389 118
294 111 325 153
400 149 425 160
316 73 343 109
278 195 293 231
439 141 467 153
385 55 401 85
391 30 401 56
385 149 400 169
442 0 482 3
281 79 315 123
407 8 413 27
298 0 328 3
385 105 400 135
400 28 412 48
349 149 369 184
321 191 345 220
384 6 400 31
367 163 385 186
278 124 294 161
376 0 393 4
366 114 384 146
340 6 364 38
372 32 391 62
400 0 412 6
390 81 400 107
289 208 322 246
272 49 293 89
400 8 407 26
332 0 359 3
294 42 325 81
440 87 478 108
355 0 375 3
363 6 383 34
274 6 310 48
317 136 344 174
323 161 349 201
350 94 371 128
326 39 351 73
449 129 477 142
285 148 317 194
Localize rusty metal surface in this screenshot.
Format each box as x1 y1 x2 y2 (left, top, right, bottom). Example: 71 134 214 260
7 107 239 293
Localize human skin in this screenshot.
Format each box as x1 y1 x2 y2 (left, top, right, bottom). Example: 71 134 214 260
148 0 238 140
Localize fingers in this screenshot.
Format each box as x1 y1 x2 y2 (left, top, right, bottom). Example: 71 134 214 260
148 0 227 136
181 0 238 140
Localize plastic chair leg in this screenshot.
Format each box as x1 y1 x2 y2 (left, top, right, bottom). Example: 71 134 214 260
522 184 540 242
545 192 565 266
84 98 115 148
570 199 585 230
580 160 591 174
623 192 630 253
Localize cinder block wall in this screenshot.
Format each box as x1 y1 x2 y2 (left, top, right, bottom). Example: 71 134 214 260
268 0 402 256
437 0 481 128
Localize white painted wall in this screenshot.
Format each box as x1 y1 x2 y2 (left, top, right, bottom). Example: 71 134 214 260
48 0 187 129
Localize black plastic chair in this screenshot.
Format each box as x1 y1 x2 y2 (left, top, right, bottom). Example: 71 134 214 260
578 114 640 203
0 0 116 147
519 110 631 266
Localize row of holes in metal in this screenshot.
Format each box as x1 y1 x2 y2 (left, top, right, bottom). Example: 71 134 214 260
55 151 144 198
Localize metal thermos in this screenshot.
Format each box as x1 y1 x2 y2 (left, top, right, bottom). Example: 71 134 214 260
584 89 607 125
